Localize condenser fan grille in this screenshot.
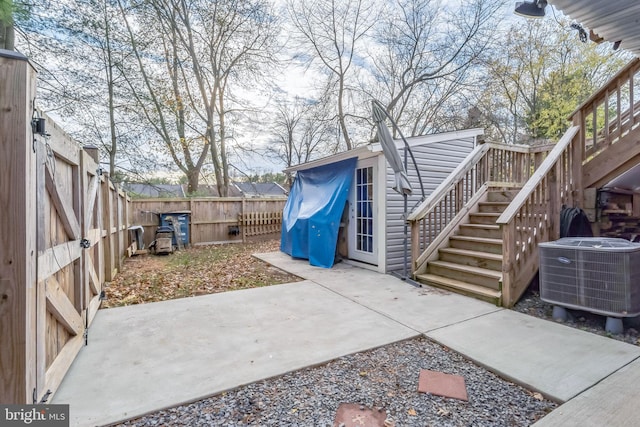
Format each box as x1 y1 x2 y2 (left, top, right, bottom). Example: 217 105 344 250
539 238 640 317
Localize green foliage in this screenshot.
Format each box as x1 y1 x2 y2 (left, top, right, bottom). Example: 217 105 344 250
532 68 591 139
0 0 13 23
479 18 631 144
0 0 28 24
530 43 628 140
245 172 287 185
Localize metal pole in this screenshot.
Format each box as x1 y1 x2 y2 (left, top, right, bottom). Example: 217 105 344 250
403 145 408 280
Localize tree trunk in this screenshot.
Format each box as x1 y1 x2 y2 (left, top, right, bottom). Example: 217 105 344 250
337 77 352 150
1 23 14 50
186 169 199 195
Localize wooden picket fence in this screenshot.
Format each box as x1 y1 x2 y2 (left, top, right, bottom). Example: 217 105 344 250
239 211 283 239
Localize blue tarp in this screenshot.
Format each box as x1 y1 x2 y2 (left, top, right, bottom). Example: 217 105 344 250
281 157 357 268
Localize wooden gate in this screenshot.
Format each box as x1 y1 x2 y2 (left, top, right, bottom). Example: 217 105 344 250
34 130 86 402
82 149 104 326
1 51 132 404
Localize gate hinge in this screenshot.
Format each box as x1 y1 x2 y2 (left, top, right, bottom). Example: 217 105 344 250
33 388 52 404
83 329 88 346
99 290 106 301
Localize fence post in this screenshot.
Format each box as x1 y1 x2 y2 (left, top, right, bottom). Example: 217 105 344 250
0 51 38 404
241 198 247 243
114 187 122 271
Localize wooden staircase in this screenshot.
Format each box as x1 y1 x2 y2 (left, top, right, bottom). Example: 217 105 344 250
409 58 640 308
415 189 518 305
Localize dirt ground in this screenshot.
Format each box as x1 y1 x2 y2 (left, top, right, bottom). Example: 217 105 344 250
102 240 301 308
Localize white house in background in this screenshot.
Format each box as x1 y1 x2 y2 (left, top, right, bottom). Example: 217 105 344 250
284 128 484 274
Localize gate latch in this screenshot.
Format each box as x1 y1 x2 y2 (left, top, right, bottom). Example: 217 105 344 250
80 239 91 249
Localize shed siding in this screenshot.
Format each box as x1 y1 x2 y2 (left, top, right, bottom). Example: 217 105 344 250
385 138 475 272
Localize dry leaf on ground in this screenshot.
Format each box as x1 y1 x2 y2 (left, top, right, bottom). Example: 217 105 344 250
102 240 301 308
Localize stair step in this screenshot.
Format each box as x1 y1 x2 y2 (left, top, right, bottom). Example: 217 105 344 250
427 260 502 289
478 202 511 213
458 224 501 239
439 247 502 271
487 189 520 202
469 212 501 225
416 273 501 305
449 235 502 254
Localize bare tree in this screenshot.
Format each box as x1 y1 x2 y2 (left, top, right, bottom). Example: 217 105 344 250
288 0 377 150
367 0 504 136
475 17 629 143
126 0 279 196
16 0 144 178
267 95 335 186
117 0 210 194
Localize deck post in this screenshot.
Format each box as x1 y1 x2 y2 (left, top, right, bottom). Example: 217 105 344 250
548 161 560 241
410 221 420 275
501 221 516 307
572 112 585 207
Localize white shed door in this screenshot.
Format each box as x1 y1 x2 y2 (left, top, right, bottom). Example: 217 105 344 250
348 159 378 265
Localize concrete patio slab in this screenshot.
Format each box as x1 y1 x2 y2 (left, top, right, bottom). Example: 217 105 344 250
532 357 640 427
255 252 502 332
52 281 417 427
51 251 640 427
426 309 640 402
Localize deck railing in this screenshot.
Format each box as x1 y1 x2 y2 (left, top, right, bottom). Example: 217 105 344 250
408 142 551 275
496 126 580 307
574 58 640 158
571 58 640 188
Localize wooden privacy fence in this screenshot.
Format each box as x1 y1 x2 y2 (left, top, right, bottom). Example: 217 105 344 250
0 51 131 404
131 198 286 247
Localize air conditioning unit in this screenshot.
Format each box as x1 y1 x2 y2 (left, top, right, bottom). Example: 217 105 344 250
539 237 640 317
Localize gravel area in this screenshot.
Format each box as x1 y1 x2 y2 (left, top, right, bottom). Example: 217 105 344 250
105 251 640 425
114 336 555 427
513 287 640 346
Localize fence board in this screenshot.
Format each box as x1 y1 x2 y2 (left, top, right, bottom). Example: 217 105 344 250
132 198 286 247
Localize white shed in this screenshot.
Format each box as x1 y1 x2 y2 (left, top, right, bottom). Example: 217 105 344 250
283 128 483 273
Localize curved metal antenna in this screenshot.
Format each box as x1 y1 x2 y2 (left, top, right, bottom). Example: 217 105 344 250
371 99 426 200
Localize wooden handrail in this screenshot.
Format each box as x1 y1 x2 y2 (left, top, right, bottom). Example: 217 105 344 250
569 58 640 119
567 57 640 188
408 143 489 221
408 142 534 222
409 140 550 276
498 125 581 307
409 59 640 307
496 126 579 225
